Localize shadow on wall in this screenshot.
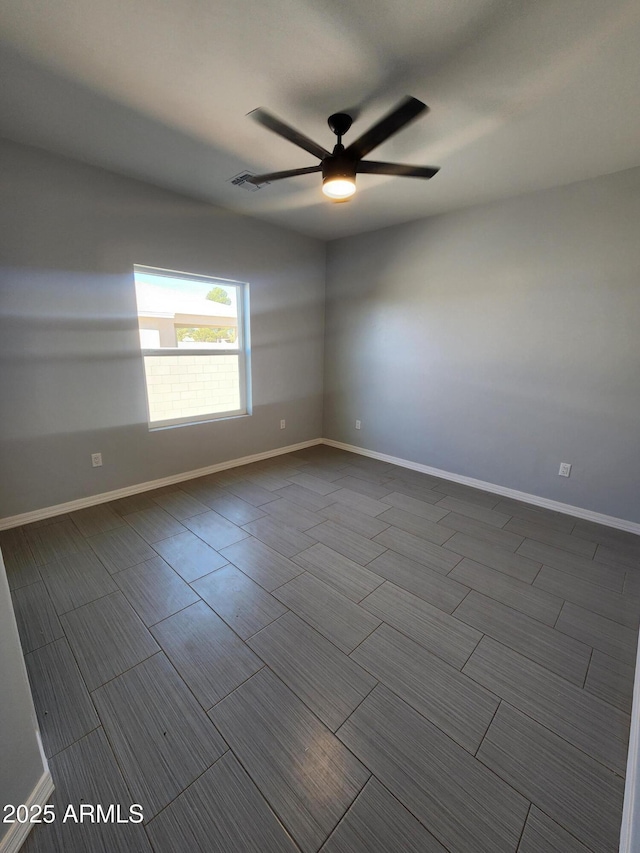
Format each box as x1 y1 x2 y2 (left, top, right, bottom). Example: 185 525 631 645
0 395 324 521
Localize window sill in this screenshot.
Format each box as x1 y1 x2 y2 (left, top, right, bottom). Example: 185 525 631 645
148 411 250 432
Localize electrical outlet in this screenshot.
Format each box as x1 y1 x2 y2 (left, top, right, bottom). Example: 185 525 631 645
91 453 103 468
355 420 361 430
558 462 571 477
280 419 286 430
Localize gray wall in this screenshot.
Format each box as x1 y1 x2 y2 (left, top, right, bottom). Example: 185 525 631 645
324 167 640 523
0 549 49 841
0 140 325 517
2 138 639 524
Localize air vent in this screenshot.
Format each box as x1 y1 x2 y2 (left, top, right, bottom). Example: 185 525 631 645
227 172 268 191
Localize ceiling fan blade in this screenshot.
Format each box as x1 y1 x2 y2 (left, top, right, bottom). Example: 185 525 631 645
246 165 322 184
345 96 428 160
249 109 330 160
357 160 440 179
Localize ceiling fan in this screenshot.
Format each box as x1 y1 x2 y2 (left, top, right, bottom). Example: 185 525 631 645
246 96 440 201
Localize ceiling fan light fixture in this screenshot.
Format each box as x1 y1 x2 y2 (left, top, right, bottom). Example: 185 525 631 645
322 176 356 200
322 154 357 201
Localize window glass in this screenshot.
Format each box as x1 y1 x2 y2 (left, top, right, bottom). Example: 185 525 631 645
133 266 249 427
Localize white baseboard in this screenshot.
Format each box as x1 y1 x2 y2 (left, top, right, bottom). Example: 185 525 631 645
2 435 638 535
323 439 640 535
620 630 640 853
0 770 54 853
0 439 322 531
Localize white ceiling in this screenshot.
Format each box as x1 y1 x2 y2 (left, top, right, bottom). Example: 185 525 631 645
1 0 639 240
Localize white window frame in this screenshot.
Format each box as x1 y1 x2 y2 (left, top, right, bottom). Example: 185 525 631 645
134 265 251 429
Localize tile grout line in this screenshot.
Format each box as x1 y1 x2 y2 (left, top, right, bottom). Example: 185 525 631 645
137 748 231 837
473 694 503 759
582 647 595 690
475 697 629 780
449 596 593 688
41 723 103 762
514 801 533 852
344 618 385 660
552 599 566 630
457 616 484 671
88 649 165 698
527 804 611 853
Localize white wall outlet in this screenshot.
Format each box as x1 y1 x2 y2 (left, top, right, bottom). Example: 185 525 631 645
91 452 103 468
280 419 286 430
558 462 572 477
355 420 361 430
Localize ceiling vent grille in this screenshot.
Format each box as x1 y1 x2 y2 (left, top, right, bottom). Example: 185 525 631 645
227 172 268 191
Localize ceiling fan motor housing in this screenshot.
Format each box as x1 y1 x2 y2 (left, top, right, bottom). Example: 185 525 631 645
322 147 357 183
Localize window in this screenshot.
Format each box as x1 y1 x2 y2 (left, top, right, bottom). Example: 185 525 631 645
133 265 250 427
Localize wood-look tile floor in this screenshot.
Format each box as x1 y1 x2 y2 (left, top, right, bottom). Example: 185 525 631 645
3 445 639 853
